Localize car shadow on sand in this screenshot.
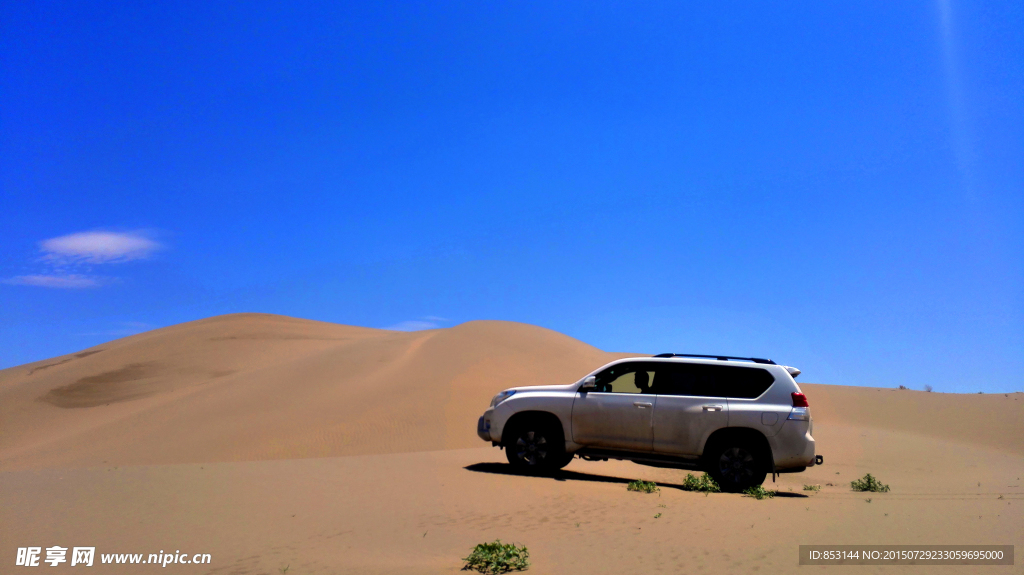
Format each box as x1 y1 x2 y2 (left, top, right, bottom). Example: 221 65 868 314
464 462 808 497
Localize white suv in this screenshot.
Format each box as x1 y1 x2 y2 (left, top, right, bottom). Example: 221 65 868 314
476 354 821 492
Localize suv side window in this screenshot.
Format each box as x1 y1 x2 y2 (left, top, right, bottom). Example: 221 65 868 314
716 365 775 399
654 363 774 398
653 363 718 396
593 362 657 394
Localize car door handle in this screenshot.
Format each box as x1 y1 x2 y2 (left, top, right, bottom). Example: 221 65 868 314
633 401 653 408
702 404 724 412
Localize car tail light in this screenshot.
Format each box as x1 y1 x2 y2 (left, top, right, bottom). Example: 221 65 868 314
791 392 809 407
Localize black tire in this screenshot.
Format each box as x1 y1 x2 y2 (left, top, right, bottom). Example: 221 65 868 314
706 442 769 492
503 419 568 472
555 452 576 469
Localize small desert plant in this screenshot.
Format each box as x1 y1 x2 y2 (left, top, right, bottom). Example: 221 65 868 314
743 485 778 500
865 498 873 503
654 513 662 519
803 484 821 491
898 385 908 390
627 479 660 493
681 473 721 494
924 385 933 392
462 540 530 574
850 473 890 492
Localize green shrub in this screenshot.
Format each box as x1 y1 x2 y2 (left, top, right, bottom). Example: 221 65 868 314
803 484 821 491
743 485 778 499
681 473 721 493
462 540 530 574
627 479 660 493
850 473 890 492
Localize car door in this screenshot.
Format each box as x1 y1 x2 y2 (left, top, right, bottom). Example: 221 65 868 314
651 362 728 456
571 362 656 452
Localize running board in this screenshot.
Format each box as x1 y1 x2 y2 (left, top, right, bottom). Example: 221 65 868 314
574 448 704 471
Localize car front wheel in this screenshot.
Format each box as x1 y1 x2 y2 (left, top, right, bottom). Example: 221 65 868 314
504 420 569 472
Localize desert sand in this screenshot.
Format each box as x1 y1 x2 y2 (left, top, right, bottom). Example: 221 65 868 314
1 313 1021 574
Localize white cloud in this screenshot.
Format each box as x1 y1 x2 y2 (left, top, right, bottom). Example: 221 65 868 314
77 321 155 336
3 274 104 289
40 231 161 264
3 230 165 289
119 321 153 328
384 320 442 331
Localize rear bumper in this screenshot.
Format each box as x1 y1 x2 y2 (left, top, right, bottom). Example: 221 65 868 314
776 455 823 475
770 420 817 470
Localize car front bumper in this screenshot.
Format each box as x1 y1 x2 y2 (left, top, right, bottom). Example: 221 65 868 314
477 415 492 441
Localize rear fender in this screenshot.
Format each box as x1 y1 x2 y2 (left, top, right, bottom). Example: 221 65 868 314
701 427 774 471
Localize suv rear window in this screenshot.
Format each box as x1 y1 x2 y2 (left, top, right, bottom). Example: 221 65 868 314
654 363 775 399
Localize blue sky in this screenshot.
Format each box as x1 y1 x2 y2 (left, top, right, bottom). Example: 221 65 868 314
2 1 1021 393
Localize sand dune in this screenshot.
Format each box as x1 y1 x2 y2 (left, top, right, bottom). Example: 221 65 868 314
1 313 1021 574
0 313 622 470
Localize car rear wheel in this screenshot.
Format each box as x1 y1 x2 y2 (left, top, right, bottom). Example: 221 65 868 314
504 420 569 472
707 443 768 492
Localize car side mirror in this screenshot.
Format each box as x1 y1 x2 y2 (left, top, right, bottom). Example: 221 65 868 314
579 376 597 392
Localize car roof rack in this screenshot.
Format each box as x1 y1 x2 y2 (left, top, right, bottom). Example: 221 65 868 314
652 353 776 365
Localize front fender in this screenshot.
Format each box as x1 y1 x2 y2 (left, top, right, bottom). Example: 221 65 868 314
490 391 576 446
